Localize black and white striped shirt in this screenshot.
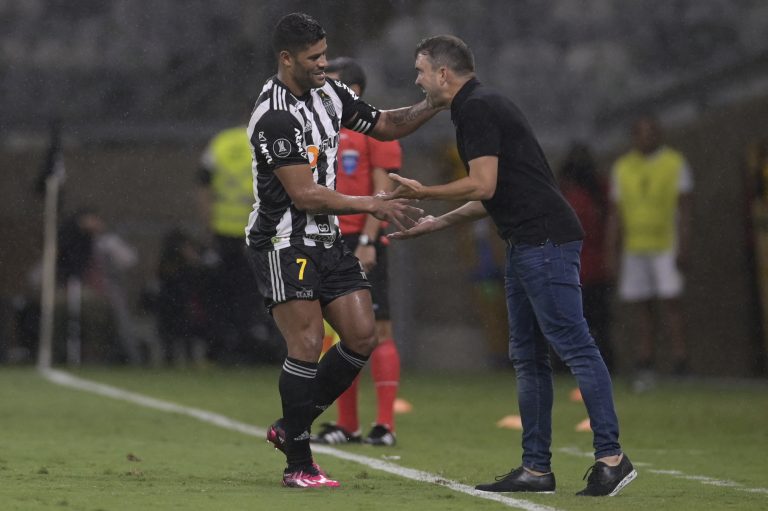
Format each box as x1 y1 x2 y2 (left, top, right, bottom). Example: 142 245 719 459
245 76 380 250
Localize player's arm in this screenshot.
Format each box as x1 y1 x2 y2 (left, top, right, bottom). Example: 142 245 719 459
369 100 444 141
389 201 488 240
274 163 421 230
385 155 498 202
330 79 442 142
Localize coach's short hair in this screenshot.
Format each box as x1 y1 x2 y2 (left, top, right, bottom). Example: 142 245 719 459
272 13 326 55
326 57 367 95
414 35 475 75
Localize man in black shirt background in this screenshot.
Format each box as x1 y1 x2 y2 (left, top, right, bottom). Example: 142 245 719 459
386 35 636 497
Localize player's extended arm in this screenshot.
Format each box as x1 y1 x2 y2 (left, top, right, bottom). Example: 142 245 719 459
274 163 422 231
388 200 488 240
369 100 445 141
386 156 498 202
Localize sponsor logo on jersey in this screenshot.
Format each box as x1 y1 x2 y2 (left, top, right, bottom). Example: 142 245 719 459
259 143 273 164
296 288 314 299
334 79 358 100
258 131 267 142
306 145 319 168
272 138 291 158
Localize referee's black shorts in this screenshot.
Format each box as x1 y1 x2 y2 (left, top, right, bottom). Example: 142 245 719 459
341 233 390 321
246 239 370 313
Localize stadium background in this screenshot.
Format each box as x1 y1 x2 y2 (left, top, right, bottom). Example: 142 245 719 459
2 0 768 376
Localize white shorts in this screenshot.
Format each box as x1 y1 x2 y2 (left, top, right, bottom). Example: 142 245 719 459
618 251 684 302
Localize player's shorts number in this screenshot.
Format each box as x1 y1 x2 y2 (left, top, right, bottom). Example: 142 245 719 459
296 258 307 280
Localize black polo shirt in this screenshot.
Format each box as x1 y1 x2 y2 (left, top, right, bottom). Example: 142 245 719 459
450 78 584 245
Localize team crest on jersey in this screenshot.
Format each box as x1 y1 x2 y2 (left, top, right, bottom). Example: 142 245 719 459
318 90 336 119
272 138 291 158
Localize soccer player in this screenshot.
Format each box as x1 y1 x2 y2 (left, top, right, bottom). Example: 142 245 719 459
248 13 441 488
310 57 401 447
385 35 636 497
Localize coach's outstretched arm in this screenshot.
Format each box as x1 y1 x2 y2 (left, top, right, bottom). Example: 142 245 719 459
388 200 488 240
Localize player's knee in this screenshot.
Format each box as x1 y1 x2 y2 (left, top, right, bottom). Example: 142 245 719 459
345 331 377 357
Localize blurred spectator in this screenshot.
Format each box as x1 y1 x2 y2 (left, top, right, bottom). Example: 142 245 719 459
156 229 212 367
558 142 614 371
606 116 693 391
55 208 144 364
198 125 283 364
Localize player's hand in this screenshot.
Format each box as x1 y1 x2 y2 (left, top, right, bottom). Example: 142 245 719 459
354 244 377 273
371 198 423 232
379 174 426 200
388 215 443 240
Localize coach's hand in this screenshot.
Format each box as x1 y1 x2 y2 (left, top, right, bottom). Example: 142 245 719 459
388 215 445 240
380 174 426 200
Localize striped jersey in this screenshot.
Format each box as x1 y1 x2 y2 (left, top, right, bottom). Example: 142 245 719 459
245 76 381 250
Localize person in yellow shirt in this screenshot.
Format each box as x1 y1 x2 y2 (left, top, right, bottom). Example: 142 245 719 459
606 115 693 391
198 126 281 364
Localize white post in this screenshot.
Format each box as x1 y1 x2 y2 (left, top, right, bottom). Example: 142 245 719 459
37 173 62 370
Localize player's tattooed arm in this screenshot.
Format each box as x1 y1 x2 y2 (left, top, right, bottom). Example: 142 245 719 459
371 99 444 141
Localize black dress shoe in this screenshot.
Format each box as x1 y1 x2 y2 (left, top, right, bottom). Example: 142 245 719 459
475 466 556 493
576 454 637 496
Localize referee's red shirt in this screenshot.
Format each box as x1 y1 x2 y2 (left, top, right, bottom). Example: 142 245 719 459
336 128 402 235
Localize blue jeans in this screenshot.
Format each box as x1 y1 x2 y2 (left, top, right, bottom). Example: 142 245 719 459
506 239 621 472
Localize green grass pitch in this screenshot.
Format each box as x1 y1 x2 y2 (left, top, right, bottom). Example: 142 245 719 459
1 367 766 510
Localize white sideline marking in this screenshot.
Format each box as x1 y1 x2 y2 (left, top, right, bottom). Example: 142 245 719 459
557 447 768 495
41 369 561 511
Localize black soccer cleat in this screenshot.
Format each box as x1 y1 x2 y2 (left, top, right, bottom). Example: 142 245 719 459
310 423 362 445
475 466 556 493
576 454 637 496
363 424 396 446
